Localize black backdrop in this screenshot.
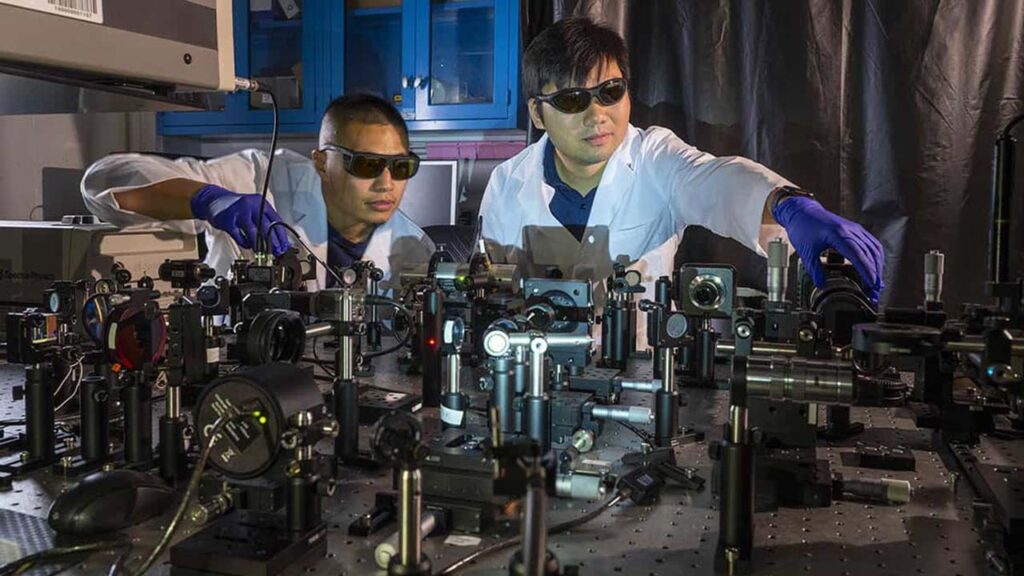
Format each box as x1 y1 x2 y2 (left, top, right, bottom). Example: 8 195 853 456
520 0 1024 309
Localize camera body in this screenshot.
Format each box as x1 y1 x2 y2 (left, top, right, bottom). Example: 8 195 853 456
675 264 736 318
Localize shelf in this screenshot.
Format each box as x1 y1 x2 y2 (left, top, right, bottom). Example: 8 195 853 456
431 0 494 10
348 6 402 17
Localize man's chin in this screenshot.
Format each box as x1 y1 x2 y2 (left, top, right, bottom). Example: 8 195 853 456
365 210 395 224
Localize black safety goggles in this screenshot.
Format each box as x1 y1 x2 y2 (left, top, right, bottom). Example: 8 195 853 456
318 144 421 180
534 78 628 114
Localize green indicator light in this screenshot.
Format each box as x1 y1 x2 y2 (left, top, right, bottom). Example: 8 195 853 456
258 416 268 425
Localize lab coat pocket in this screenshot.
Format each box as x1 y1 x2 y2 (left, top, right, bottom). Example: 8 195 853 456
609 217 665 266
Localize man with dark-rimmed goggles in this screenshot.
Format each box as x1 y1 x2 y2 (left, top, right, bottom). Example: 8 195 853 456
82 93 435 288
481 17 885 349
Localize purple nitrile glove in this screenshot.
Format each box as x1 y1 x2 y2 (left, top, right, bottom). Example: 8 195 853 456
772 196 884 303
190 184 291 257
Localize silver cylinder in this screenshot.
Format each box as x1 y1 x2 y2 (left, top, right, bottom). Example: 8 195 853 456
446 352 461 395
528 338 548 397
767 238 789 303
166 386 181 419
944 339 1024 356
509 332 593 350
746 356 855 405
339 291 355 381
716 340 799 357
555 473 607 500
398 468 422 568
304 322 334 339
376 512 436 569
619 379 660 393
924 250 944 303
591 405 654 425
661 347 675 393
729 405 748 444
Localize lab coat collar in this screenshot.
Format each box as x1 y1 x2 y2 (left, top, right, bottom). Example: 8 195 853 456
513 125 641 229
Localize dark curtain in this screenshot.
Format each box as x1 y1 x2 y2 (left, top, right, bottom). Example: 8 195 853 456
523 0 1024 310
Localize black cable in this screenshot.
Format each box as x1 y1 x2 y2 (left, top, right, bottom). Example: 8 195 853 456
361 302 414 359
438 491 627 574
0 541 129 576
266 220 344 286
618 420 654 444
127 415 243 576
307 336 336 377
107 547 131 576
255 88 279 256
1002 113 1024 138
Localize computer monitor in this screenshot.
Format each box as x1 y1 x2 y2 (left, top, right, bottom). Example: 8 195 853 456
398 160 458 228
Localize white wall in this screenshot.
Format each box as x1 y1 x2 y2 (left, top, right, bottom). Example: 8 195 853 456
0 112 156 220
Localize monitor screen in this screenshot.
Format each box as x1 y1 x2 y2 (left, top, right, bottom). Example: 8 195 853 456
398 160 458 228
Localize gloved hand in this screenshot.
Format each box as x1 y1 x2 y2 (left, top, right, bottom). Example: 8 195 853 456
190 184 291 257
772 196 884 303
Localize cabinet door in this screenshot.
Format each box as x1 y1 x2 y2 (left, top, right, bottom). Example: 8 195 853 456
160 0 324 134
343 0 416 120
412 0 512 121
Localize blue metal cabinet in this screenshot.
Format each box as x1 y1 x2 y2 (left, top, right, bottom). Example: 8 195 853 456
159 0 519 136
340 0 519 131
159 0 335 135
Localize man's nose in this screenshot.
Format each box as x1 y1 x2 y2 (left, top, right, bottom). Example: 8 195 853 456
372 167 394 190
581 99 607 127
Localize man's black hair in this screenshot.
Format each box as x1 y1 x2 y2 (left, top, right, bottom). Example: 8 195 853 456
522 17 630 99
321 93 409 148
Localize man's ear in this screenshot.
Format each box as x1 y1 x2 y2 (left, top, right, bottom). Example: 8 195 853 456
311 149 328 179
528 98 545 131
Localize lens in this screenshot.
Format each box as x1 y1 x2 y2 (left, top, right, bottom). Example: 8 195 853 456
348 154 387 179
690 277 723 311
596 79 627 105
389 157 420 180
82 294 109 345
550 90 592 113
104 303 167 369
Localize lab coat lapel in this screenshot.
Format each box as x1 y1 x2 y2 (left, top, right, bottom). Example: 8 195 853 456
587 126 639 231
512 135 587 279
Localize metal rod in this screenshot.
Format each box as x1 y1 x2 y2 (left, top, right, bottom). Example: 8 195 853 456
446 352 460 395
305 322 334 339
717 340 799 357
528 339 548 398
591 405 653 424
619 379 660 393
990 135 1014 286
661 347 675 393
398 469 422 568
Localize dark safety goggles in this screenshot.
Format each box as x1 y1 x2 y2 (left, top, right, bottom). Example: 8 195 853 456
534 77 628 114
318 144 421 180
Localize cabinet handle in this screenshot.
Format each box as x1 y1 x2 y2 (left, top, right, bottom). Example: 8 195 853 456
413 75 424 89
401 76 410 89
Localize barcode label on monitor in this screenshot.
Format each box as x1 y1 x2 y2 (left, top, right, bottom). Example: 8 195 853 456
0 0 103 23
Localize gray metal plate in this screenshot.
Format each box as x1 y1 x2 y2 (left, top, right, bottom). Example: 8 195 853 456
0 357 998 575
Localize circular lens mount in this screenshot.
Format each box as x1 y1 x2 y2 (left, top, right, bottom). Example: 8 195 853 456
689 274 725 311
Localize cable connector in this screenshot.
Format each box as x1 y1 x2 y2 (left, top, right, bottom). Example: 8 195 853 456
234 77 262 92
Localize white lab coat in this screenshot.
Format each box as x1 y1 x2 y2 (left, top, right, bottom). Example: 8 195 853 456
81 149 436 290
480 124 792 347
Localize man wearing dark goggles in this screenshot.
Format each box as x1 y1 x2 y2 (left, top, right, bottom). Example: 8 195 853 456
82 94 435 288
481 17 884 347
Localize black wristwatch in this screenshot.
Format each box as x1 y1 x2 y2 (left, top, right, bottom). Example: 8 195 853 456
770 186 816 212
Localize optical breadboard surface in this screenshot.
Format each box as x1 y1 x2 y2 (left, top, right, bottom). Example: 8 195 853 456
0 354 999 575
